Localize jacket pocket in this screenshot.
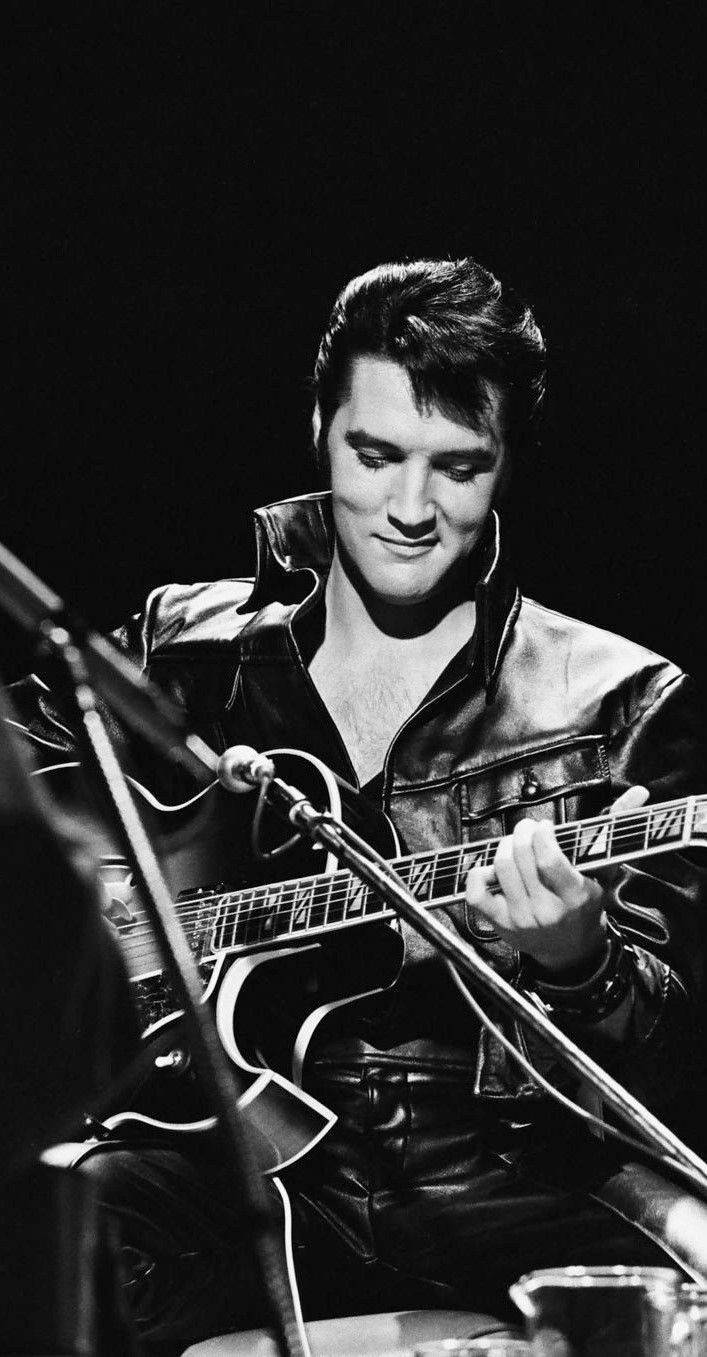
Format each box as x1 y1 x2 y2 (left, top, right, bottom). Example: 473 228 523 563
458 734 611 834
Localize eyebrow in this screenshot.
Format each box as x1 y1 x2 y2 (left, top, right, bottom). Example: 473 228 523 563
345 429 499 466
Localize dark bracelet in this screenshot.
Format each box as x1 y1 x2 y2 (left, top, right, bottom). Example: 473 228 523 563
521 920 635 1024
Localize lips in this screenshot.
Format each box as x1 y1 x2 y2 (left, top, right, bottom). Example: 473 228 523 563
376 535 438 549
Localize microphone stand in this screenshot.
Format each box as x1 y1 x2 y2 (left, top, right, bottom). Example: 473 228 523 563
0 542 306 1357
255 765 707 1203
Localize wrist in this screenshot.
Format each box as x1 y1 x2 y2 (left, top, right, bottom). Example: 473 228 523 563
525 910 610 979
520 919 634 1024
529 931 610 984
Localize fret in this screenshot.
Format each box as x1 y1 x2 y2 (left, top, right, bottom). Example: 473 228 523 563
645 802 687 847
606 812 616 863
231 892 247 946
306 880 329 931
210 894 232 952
429 849 443 900
183 894 217 963
241 887 268 946
603 810 654 862
276 882 297 938
404 853 436 901
256 882 286 938
428 848 455 899
220 894 239 950
226 890 247 946
270 888 294 938
228 894 248 948
566 821 582 867
345 876 368 919
452 842 494 894
288 880 315 934
256 891 279 941
322 872 338 927
694 796 707 840
364 882 384 917
326 873 347 925
574 815 612 866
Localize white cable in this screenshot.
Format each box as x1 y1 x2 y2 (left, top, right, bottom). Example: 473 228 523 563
445 958 685 1171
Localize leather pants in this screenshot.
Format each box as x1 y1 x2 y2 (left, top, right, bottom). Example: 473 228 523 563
81 1058 666 1354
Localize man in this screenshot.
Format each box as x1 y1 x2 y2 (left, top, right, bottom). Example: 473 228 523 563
13 256 707 1349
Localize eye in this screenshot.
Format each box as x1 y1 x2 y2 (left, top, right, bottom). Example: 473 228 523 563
437 464 481 484
355 450 393 472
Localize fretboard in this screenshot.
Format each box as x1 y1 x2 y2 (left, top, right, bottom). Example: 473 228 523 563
118 793 707 982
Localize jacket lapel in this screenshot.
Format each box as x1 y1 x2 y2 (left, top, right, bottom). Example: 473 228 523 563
233 493 522 783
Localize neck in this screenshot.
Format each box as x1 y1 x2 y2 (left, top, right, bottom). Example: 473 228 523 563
324 542 476 647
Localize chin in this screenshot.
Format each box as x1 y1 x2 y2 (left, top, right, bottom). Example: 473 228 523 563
370 582 436 607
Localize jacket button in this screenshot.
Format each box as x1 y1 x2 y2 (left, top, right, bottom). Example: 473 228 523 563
521 775 540 799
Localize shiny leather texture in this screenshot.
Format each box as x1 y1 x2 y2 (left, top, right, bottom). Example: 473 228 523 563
14 493 707 1114
75 1066 668 1344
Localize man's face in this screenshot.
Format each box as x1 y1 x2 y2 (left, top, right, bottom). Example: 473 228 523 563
325 356 506 607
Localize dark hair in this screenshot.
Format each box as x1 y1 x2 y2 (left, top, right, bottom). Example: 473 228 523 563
313 257 545 464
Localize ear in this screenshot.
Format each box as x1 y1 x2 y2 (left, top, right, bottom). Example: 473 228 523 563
311 403 322 450
310 403 330 482
493 447 512 503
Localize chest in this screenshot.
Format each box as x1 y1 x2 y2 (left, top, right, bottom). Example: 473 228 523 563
308 647 449 785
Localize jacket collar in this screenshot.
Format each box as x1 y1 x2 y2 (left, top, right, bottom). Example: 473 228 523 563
241 491 520 694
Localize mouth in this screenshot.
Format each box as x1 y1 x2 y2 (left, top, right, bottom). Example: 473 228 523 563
375 535 438 552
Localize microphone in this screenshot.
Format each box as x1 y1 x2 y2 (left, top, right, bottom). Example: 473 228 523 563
217 745 276 794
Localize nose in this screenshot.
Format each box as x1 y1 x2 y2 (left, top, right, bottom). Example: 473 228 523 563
387 462 436 538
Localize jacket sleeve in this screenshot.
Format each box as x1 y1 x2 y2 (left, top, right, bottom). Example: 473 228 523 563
6 579 254 792
527 669 707 1110
4 586 165 770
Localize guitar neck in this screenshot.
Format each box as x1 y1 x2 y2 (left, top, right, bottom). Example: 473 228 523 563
116 794 706 982
191 792 707 958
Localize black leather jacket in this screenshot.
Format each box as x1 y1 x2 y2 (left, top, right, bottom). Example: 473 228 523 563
14 492 707 1110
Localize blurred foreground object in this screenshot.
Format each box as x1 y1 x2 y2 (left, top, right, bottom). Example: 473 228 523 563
0 681 139 1178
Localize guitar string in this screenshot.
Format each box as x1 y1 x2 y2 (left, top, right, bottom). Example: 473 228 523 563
116 830 690 958
114 806 694 947
112 803 697 961
116 814 667 944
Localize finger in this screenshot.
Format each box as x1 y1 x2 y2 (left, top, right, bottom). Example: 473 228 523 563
465 865 512 933
508 818 543 899
464 863 497 907
494 829 536 924
610 784 649 814
532 819 589 905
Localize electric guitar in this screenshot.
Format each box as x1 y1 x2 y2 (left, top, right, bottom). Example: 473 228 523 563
39 749 707 1171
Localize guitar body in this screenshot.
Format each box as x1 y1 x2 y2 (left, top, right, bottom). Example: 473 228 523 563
45 750 403 1172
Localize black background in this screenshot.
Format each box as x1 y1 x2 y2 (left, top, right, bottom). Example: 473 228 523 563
4 5 705 684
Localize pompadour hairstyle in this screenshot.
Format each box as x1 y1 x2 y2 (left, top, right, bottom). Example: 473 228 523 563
313 257 546 465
